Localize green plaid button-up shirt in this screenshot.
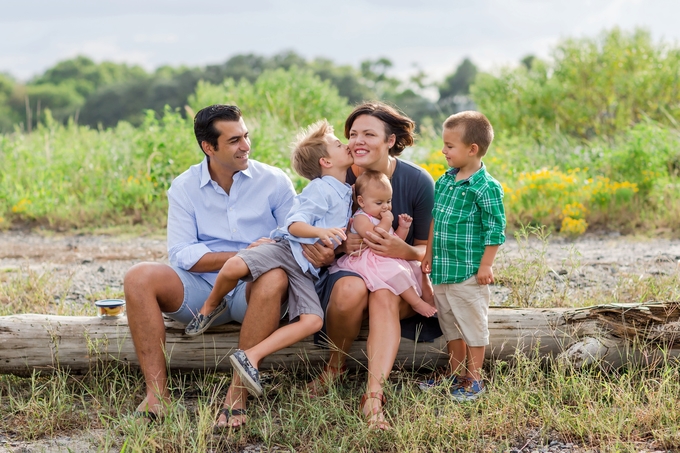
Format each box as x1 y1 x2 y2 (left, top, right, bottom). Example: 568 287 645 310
431 164 506 285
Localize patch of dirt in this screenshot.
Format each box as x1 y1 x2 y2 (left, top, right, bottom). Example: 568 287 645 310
1 230 678 309
0 230 166 306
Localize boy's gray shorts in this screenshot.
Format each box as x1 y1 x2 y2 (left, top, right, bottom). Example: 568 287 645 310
237 239 323 321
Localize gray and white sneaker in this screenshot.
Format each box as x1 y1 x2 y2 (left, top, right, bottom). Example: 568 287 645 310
185 299 228 336
229 349 263 397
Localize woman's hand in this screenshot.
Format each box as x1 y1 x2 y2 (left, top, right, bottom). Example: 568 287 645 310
363 227 412 259
301 242 336 268
344 231 364 256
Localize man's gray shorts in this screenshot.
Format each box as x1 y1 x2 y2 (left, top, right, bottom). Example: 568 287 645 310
162 265 247 325
237 239 323 320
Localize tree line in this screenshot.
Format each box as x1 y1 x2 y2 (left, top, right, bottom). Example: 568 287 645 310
0 51 477 133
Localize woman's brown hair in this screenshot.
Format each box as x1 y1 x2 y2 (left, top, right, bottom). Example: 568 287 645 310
344 102 415 156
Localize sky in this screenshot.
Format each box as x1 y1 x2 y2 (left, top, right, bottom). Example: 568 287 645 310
2 0 680 85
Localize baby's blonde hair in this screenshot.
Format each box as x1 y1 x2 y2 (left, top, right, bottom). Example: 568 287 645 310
291 120 333 180
355 170 392 198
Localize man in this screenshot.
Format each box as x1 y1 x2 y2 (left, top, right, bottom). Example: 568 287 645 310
124 104 295 427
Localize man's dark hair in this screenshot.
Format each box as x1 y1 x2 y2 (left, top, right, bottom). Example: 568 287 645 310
193 105 242 155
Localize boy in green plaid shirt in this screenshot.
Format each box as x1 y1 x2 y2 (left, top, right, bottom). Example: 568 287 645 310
421 111 506 401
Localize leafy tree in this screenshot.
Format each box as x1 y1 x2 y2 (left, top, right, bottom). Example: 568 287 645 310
0 73 21 131
472 28 680 139
25 83 85 120
439 58 477 100
189 66 352 189
32 55 146 97
520 55 536 70
309 58 373 104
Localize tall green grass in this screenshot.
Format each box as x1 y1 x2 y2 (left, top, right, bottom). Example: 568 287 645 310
1 66 679 236
2 353 678 452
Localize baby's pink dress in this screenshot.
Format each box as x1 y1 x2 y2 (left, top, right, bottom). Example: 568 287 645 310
330 209 423 296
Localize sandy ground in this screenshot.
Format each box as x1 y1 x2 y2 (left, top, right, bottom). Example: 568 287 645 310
1 230 679 452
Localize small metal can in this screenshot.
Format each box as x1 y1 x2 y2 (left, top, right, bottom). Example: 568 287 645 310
95 299 126 319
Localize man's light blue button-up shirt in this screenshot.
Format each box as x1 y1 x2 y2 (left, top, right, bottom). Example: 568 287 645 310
272 175 353 278
167 157 296 286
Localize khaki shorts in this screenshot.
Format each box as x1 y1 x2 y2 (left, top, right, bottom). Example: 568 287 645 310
433 276 490 347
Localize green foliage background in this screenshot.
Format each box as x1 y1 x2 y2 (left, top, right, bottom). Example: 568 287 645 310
1 27 679 236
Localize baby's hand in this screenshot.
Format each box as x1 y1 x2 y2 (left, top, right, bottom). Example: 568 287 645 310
317 227 347 248
380 210 394 223
398 214 413 229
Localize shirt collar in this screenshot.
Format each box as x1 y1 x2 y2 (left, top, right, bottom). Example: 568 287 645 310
320 175 352 196
199 157 253 188
446 162 487 183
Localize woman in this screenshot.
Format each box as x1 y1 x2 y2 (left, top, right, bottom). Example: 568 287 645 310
305 101 438 429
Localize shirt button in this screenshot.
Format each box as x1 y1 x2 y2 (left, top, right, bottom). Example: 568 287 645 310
449 186 453 190
462 191 466 196
229 207 233 211
232 229 237 232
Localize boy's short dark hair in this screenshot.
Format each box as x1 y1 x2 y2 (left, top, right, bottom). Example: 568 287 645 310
291 120 333 180
194 105 242 155
443 111 494 156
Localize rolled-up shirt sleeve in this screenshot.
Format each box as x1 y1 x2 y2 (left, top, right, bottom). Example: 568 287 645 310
480 183 506 246
284 183 328 245
167 186 211 270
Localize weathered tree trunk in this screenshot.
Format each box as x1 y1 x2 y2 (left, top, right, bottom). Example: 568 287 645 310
0 302 678 375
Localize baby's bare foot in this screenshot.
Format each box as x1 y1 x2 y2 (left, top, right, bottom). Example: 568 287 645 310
413 300 437 317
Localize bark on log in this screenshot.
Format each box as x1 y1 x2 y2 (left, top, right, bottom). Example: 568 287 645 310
0 302 678 375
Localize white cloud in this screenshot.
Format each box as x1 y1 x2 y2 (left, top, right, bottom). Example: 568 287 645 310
58 38 152 68
1 0 679 83
133 34 179 44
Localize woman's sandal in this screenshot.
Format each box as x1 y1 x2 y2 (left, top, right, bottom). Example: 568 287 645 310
213 407 247 432
306 364 347 397
360 392 391 430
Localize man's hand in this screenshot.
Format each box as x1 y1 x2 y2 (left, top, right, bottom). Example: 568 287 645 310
246 237 275 249
301 242 335 268
476 264 494 285
316 227 347 248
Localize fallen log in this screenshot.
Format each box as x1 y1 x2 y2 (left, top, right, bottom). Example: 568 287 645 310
1 302 678 374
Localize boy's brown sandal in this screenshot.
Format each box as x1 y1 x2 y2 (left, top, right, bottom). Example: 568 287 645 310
360 392 391 430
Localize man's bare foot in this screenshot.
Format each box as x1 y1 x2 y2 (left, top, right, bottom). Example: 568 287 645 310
214 406 247 429
134 395 171 424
